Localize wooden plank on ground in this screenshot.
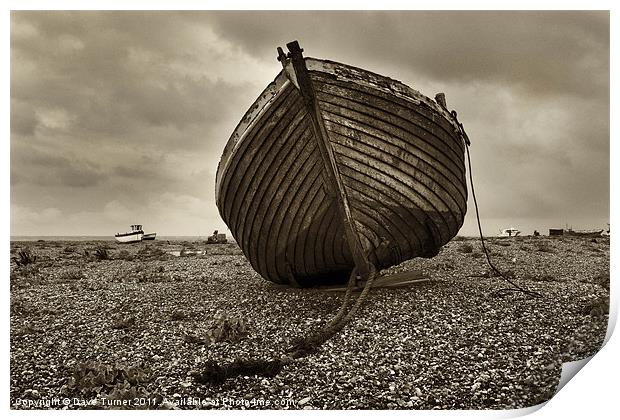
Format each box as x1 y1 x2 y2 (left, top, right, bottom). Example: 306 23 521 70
319 269 430 292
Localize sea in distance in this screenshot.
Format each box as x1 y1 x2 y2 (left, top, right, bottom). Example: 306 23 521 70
10 236 207 242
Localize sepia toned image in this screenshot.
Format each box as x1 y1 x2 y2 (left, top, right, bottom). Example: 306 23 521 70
9 10 610 410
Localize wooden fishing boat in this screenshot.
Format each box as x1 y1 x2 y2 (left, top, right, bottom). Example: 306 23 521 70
216 41 470 287
115 224 144 244
115 225 156 243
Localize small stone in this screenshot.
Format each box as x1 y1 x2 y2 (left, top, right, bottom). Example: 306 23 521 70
298 396 311 405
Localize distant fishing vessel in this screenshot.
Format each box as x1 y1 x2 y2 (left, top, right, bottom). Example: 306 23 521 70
215 41 470 287
115 224 144 243
115 225 157 243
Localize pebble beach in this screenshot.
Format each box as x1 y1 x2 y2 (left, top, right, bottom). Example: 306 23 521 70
10 235 609 410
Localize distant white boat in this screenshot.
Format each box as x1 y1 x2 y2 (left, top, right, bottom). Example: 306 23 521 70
500 227 521 237
115 224 144 243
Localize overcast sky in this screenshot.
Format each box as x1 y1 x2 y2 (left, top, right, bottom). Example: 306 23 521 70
10 11 609 237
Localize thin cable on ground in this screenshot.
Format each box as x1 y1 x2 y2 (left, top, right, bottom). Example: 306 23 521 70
465 142 545 300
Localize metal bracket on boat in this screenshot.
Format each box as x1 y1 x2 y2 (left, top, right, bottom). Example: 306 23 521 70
434 92 470 146
450 110 471 146
277 40 372 280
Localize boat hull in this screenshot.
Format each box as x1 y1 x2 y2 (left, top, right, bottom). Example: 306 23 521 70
216 54 468 286
142 233 157 241
115 232 144 244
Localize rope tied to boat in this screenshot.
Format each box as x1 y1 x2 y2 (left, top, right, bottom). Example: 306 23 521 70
463 136 545 300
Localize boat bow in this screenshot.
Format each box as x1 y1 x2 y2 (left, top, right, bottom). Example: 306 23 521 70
215 41 469 286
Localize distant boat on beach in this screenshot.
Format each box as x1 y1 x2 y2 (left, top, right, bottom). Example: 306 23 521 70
115 225 157 243
206 230 227 244
500 227 521 237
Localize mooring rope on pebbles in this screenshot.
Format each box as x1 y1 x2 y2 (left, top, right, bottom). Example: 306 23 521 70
286 264 378 358
194 264 378 385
